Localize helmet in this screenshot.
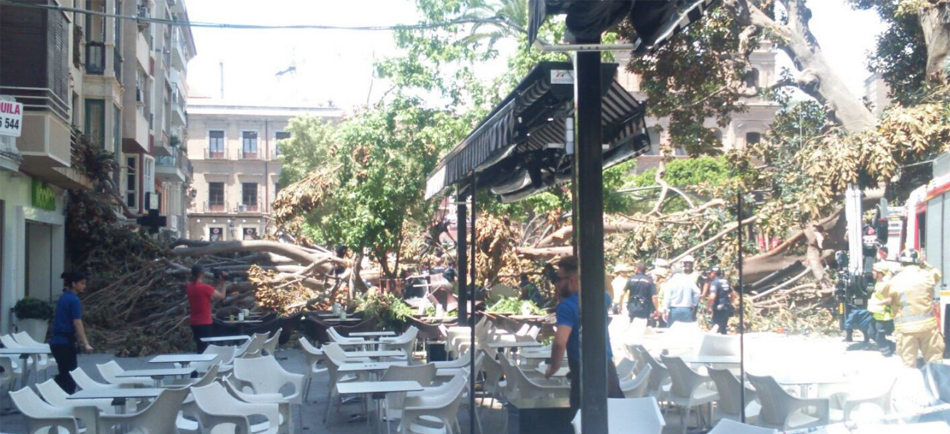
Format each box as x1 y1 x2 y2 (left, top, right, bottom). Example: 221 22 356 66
871 262 891 274
898 249 921 265
681 255 695 264
708 266 722 276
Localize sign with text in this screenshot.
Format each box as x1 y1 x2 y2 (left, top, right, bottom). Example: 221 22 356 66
551 70 575 85
0 100 23 137
31 179 57 211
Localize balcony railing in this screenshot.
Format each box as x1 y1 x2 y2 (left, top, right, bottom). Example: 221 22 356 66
86 42 105 74
204 148 229 160
204 200 227 213
156 150 192 173
196 198 267 214
235 199 264 213
114 47 123 79
241 150 259 159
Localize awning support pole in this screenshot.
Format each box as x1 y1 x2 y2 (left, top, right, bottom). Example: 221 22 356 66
738 190 746 423
469 175 478 434
575 37 609 433
457 195 468 326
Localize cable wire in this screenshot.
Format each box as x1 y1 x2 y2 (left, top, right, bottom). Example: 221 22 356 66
0 0 504 31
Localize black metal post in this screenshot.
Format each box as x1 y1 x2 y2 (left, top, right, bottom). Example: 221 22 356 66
575 40 608 434
469 176 477 434
457 197 469 327
737 190 746 423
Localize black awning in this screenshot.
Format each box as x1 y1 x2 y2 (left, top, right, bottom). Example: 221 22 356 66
528 0 720 55
425 61 649 202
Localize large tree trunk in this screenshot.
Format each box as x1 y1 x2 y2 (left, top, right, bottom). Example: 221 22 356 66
919 2 950 83
170 240 346 273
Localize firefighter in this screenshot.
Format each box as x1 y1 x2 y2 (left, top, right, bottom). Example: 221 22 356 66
878 249 944 368
867 261 898 357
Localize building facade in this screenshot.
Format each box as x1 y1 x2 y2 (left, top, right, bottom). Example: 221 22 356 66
0 0 195 334
615 42 780 173
185 101 343 241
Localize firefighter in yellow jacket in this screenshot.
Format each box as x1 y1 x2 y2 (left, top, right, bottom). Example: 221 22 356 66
867 262 897 357
878 249 944 367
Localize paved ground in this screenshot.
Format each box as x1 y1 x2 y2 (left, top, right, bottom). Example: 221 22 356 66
0 316 919 433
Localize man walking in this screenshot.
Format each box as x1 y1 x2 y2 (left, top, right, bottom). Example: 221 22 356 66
662 259 701 327
705 266 735 334
545 256 623 412
622 261 657 324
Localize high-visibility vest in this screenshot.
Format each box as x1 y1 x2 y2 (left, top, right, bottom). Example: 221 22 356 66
880 265 942 333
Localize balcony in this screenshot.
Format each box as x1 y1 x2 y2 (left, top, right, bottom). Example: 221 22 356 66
202 200 227 213
204 148 230 160
171 31 187 71
135 32 149 72
234 199 264 214
155 151 189 183
171 89 186 126
122 110 149 153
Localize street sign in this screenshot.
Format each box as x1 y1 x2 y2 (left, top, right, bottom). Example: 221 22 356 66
0 100 23 137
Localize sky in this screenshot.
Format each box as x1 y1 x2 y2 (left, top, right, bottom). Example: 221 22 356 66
184 0 888 112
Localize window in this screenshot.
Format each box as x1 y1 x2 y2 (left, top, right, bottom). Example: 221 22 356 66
208 182 225 212
242 131 258 158
242 183 258 211
243 227 258 240
746 132 762 146
208 130 225 158
85 99 105 148
209 227 224 242
143 158 154 197
275 183 281 196
126 156 138 209
746 68 760 88
113 105 121 153
274 131 290 156
644 128 661 156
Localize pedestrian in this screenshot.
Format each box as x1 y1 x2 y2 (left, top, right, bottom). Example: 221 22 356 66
544 256 623 412
652 260 672 327
50 271 93 394
187 264 227 353
705 266 736 335
661 260 701 327
622 261 657 324
519 273 544 306
443 260 457 283
867 261 897 357
879 249 944 368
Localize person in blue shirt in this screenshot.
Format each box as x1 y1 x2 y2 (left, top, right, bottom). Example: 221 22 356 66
49 271 93 394
545 256 623 412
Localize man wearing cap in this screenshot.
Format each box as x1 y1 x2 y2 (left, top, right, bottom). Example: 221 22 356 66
662 257 702 326
545 256 623 412
621 261 657 324
879 249 944 367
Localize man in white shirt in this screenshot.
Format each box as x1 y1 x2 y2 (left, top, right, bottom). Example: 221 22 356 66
661 261 701 326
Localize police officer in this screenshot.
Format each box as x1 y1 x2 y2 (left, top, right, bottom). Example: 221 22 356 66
706 266 736 334
622 261 657 324
878 249 944 367
868 261 897 357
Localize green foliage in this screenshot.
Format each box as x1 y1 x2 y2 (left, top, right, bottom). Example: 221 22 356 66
13 297 55 321
630 157 731 190
424 305 459 317
486 296 544 315
848 0 928 105
355 293 415 331
278 116 339 186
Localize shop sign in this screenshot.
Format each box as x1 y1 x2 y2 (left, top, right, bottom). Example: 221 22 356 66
31 179 56 211
0 100 23 137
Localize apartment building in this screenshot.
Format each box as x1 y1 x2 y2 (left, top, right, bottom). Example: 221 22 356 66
185 101 343 241
0 0 195 334
615 41 781 173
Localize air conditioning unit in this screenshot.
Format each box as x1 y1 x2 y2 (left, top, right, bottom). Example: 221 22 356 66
238 204 248 213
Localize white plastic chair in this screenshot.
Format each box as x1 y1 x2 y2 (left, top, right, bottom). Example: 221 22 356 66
616 357 637 381
747 373 830 430
97 360 154 387
708 419 777 434
237 333 268 358
193 381 283 434
14 331 57 377
320 344 369 422
222 375 293 433
661 355 720 433
401 373 468 434
69 367 120 392
1 334 44 381
572 397 665 434
432 349 473 369
480 351 507 410
498 353 569 400
262 328 282 356
707 367 760 423
380 363 437 427
37 379 114 434
323 343 372 364
98 387 190 434
298 337 328 401
1 355 25 392
197 345 235 374
828 374 896 422
233 356 304 405
380 327 419 360
11 387 80 434
620 363 653 398
633 345 670 400
696 333 740 356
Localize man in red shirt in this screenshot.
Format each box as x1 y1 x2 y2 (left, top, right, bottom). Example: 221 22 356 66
187 264 227 353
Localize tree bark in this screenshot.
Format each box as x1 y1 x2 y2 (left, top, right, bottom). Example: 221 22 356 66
170 240 347 273
919 2 950 83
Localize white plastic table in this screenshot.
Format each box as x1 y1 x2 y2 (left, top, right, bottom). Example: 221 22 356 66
775 373 847 397
337 381 425 434
0 347 51 386
678 355 741 365
337 362 408 374
535 366 569 378
350 331 397 338
344 350 404 359
69 387 164 414
486 341 543 349
116 367 195 386
200 335 250 345
148 354 218 366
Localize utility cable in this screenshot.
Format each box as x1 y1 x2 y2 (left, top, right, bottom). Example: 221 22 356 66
0 0 506 31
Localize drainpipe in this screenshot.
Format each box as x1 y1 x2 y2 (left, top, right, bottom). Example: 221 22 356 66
264 119 269 215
